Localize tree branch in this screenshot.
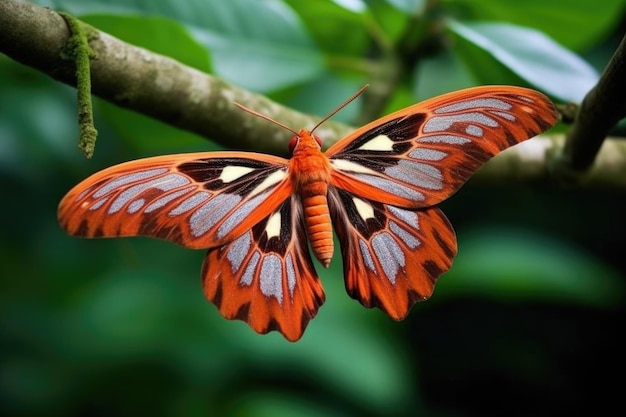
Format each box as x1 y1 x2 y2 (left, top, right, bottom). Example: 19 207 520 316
1 0 626 189
474 135 626 189
551 33 626 178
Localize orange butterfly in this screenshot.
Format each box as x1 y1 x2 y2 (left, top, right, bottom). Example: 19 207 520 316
58 86 558 341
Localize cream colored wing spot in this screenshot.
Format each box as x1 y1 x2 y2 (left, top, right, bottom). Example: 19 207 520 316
352 196 375 221
219 166 255 183
250 169 287 196
331 159 377 175
358 134 395 151
265 211 282 239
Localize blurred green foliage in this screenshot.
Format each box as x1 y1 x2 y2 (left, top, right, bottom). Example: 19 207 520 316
1 0 625 416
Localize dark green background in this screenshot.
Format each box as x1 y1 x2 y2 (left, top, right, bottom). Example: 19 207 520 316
1 0 624 416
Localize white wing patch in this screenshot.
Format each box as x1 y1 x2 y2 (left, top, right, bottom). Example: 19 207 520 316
265 211 282 239
331 159 377 175
250 169 287 196
352 197 375 221
358 134 395 151
219 165 255 183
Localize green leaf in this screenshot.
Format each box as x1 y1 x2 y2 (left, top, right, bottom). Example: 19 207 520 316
0 59 81 181
176 0 326 92
282 74 368 122
285 0 370 58
447 20 599 101
444 0 626 50
413 48 476 98
97 100 213 153
80 15 211 71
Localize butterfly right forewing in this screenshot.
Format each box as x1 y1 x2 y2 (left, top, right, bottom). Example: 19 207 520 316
327 86 558 208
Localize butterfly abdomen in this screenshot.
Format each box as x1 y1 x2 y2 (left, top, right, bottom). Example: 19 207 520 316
301 187 333 268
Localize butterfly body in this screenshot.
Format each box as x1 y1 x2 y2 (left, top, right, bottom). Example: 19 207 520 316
289 128 334 267
58 86 558 341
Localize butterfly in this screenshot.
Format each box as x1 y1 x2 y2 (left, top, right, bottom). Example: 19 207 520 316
58 85 558 341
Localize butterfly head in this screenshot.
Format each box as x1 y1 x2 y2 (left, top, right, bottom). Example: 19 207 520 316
234 85 369 158
289 128 323 154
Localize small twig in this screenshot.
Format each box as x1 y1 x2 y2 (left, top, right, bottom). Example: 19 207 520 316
58 12 98 158
551 33 626 180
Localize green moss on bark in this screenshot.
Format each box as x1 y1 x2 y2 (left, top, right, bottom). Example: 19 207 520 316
59 12 98 158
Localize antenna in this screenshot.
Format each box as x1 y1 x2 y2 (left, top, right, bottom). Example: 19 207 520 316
232 84 369 134
311 84 369 133
232 102 299 136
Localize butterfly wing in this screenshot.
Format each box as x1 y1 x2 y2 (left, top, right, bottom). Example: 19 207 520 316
202 195 325 341
325 86 557 319
58 152 293 249
58 151 325 341
326 86 558 208
328 187 456 319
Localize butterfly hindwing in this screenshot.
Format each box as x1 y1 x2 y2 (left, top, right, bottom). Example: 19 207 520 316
58 152 293 249
327 86 558 208
328 187 456 319
202 195 325 341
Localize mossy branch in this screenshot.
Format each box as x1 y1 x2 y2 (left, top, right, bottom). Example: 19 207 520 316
58 12 98 158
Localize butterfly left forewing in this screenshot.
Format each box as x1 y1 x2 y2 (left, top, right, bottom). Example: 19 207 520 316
327 187 456 319
327 86 558 208
202 195 325 341
58 152 292 249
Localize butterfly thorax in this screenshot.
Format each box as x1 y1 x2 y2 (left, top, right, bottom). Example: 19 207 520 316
289 129 334 267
